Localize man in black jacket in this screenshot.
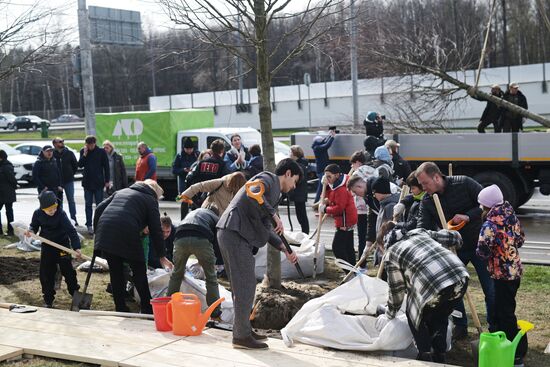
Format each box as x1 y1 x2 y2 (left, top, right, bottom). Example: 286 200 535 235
94 179 173 313
500 83 528 133
172 137 199 219
167 207 222 319
32 145 63 202
79 135 110 234
416 162 495 339
53 137 79 225
0 149 17 236
473 84 503 133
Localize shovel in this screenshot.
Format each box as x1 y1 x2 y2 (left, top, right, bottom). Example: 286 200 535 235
70 251 96 311
0 303 38 313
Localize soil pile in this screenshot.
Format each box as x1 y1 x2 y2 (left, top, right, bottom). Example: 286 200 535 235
0 256 39 285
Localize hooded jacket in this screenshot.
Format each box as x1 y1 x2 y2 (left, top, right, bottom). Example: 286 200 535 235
53 148 78 184
325 174 358 229
476 201 524 280
93 182 164 262
32 151 62 192
0 159 16 204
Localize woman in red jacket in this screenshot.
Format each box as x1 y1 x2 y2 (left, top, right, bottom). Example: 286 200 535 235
319 164 358 268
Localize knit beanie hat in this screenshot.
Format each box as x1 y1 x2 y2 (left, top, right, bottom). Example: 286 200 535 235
39 191 58 210
366 111 378 122
371 176 391 194
478 184 504 208
374 146 391 163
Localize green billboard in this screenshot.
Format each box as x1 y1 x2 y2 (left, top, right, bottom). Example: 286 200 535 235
96 109 214 168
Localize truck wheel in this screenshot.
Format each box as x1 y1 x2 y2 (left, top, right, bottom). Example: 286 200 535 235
473 171 517 208
516 186 535 207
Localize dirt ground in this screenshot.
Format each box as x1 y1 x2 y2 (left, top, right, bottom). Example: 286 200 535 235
1 235 549 367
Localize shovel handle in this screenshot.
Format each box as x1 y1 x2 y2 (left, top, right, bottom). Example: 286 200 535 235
432 194 483 335
16 227 89 260
245 180 265 205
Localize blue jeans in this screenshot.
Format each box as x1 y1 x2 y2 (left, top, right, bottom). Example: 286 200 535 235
63 181 77 221
84 189 104 227
454 249 496 329
314 172 323 203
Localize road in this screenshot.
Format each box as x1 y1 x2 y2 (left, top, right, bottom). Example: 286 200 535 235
8 183 550 266
0 122 84 134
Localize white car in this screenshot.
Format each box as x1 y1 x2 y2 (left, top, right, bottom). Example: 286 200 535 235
0 142 36 182
14 142 79 158
0 114 16 130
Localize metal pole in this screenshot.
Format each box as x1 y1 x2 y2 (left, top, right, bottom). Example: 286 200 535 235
65 64 71 113
150 31 157 97
308 84 312 129
237 15 244 105
77 0 96 136
350 0 359 128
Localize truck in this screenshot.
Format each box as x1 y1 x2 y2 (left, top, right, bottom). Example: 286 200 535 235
96 109 292 198
291 132 550 208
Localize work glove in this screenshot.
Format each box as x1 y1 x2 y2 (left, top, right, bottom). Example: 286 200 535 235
393 203 406 218
318 203 327 214
375 314 390 331
321 174 328 186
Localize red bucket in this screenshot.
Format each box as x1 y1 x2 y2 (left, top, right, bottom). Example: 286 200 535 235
150 297 171 331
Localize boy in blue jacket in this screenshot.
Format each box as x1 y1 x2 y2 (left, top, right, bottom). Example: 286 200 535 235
26 191 81 308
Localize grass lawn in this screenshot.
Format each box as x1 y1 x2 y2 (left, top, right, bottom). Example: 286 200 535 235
0 129 86 141
0 234 549 366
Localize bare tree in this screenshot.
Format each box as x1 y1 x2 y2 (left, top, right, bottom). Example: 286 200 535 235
0 1 69 83
157 0 350 288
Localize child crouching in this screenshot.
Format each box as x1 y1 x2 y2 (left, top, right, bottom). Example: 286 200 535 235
476 184 527 366
27 191 81 308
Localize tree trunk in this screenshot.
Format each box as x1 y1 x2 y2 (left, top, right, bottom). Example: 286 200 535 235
255 0 281 289
375 51 550 128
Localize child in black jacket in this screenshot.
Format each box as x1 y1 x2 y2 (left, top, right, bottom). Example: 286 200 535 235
27 191 81 308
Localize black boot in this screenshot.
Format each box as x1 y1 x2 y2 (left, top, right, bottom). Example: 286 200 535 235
233 336 268 349
7 223 14 236
416 352 432 362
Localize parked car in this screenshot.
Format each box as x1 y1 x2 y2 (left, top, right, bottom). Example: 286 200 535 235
0 113 16 130
52 114 83 123
13 115 50 131
14 142 79 157
0 142 35 182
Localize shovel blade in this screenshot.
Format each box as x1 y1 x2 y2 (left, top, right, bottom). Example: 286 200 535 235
71 291 93 311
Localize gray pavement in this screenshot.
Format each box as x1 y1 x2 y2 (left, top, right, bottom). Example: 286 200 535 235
6 183 550 265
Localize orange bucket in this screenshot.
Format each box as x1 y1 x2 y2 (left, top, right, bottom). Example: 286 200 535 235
150 297 171 332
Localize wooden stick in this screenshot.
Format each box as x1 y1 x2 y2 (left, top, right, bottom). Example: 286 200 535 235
432 194 483 335
16 227 109 270
393 185 410 222
448 163 453 177
312 177 329 279
376 259 385 279
79 309 154 320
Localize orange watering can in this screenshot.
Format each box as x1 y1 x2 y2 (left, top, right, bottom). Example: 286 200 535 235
166 293 225 336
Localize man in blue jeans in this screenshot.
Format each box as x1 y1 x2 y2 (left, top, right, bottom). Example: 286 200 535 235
416 162 495 340
53 137 79 225
78 135 110 234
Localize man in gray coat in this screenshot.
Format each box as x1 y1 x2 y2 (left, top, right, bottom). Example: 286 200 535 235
217 158 301 350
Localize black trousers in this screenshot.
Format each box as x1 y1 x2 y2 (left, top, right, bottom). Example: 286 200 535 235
332 229 355 268
407 281 467 358
0 202 14 234
294 201 309 234
104 251 152 314
356 214 368 262
494 278 527 360
477 120 502 133
180 202 189 220
40 248 79 304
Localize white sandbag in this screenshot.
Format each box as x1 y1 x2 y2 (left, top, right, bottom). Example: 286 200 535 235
136 268 234 324
254 231 324 280
9 221 41 252
281 274 414 352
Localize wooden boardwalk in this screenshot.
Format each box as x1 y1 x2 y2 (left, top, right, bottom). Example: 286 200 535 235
0 307 456 366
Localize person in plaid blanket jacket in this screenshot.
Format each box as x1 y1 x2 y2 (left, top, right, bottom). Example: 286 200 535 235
375 222 469 363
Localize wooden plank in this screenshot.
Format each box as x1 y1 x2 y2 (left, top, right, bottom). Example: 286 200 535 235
121 329 452 367
0 345 23 362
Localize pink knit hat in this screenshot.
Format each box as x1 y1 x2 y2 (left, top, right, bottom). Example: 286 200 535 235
478 184 504 208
